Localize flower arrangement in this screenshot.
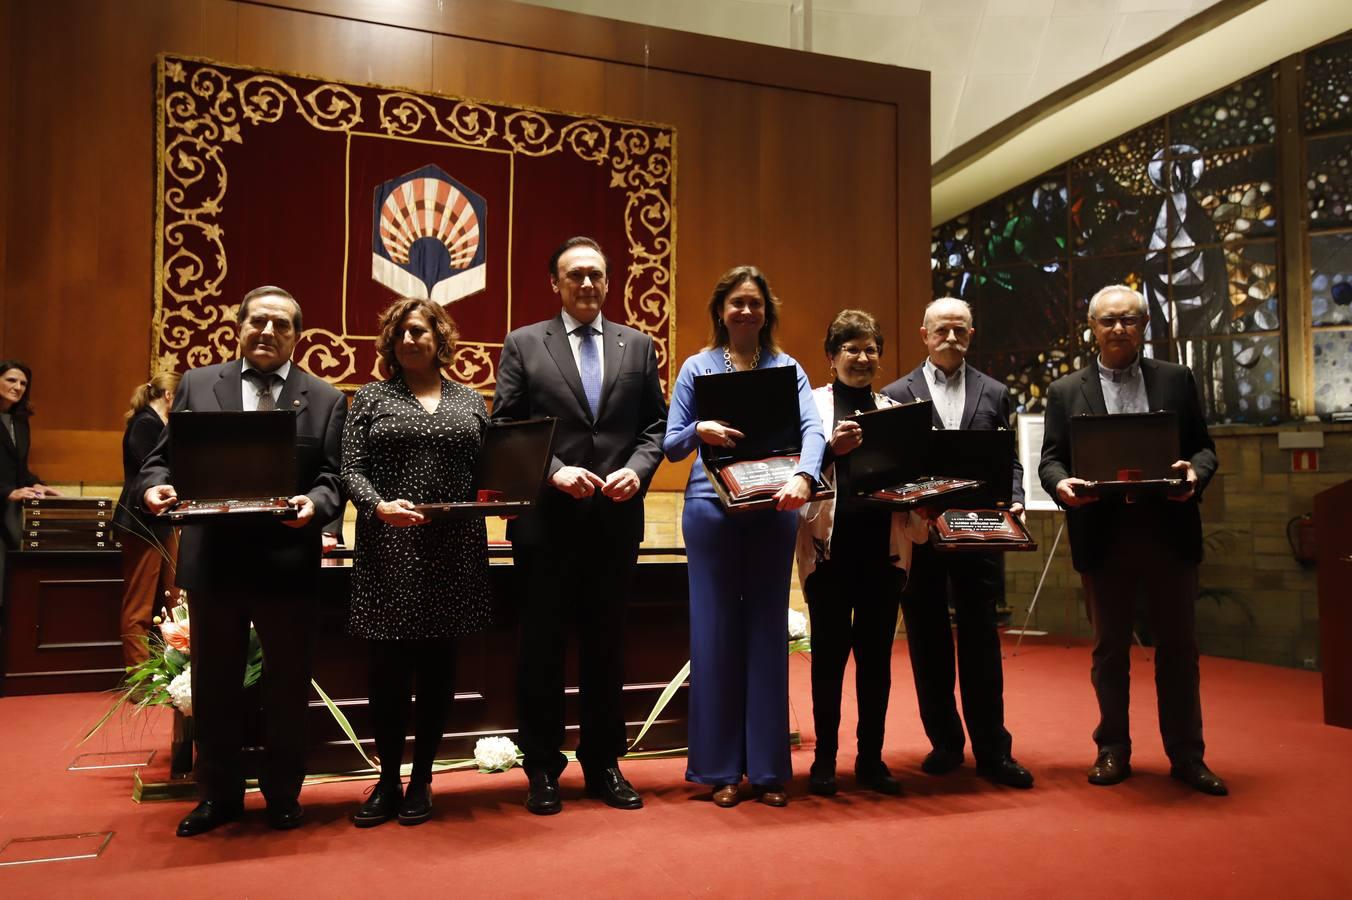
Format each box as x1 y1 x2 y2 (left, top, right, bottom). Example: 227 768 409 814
473 736 520 773
82 590 263 742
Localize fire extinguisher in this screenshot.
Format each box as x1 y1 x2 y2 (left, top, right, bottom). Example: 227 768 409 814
1287 514 1317 565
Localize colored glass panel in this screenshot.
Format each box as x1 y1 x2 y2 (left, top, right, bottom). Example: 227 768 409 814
1313 329 1352 415
977 262 1070 353
1168 72 1276 153
1307 134 1352 228
1311 232 1352 327
1186 334 1281 424
1301 35 1352 135
977 176 1069 266
932 213 976 271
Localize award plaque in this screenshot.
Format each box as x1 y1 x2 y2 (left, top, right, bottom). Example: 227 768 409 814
719 455 802 502
1071 412 1185 500
694 367 831 512
413 418 556 519
867 477 984 509
930 508 1037 552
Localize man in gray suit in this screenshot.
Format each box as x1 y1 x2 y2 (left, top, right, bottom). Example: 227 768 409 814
141 286 347 835
882 297 1033 789
492 237 667 815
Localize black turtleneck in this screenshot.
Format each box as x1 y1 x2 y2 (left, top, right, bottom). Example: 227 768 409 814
826 380 890 567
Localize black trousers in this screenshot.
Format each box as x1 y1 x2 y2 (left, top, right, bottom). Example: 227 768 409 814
900 542 1013 765
367 638 457 785
514 540 636 778
804 561 903 767
188 586 314 808
1080 521 1204 765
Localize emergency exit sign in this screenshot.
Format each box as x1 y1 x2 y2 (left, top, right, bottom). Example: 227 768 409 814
1292 449 1320 472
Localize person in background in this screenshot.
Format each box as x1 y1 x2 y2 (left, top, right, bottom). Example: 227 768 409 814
114 373 182 666
0 360 59 590
341 297 493 827
663 265 825 809
796 310 929 797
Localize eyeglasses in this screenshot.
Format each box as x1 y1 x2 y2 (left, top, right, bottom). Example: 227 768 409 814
838 346 880 358
1092 315 1142 329
561 269 606 285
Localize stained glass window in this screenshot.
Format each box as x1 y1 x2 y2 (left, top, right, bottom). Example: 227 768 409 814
1307 135 1352 228
1187 335 1281 424
932 214 976 271
977 176 1069 266
1301 35 1352 135
1071 166 1158 256
1168 72 1276 152
977 263 1070 353
1070 254 1152 320
1313 330 1352 414
1311 232 1352 326
932 268 978 303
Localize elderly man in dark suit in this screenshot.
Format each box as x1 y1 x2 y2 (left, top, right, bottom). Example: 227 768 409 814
1039 284 1225 796
882 297 1034 789
140 286 348 835
492 236 668 815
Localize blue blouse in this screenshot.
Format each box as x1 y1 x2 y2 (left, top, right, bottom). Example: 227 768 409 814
663 348 827 502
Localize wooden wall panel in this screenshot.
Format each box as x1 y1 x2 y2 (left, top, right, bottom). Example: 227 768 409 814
2 0 928 494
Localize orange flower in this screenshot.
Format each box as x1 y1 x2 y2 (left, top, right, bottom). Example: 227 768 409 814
160 619 191 652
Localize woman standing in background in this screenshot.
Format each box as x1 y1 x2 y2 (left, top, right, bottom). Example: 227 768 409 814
114 373 181 666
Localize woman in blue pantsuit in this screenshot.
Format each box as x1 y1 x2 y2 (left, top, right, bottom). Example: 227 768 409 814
664 266 825 808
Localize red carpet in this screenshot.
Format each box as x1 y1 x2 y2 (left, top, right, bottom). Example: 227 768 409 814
2 637 1350 898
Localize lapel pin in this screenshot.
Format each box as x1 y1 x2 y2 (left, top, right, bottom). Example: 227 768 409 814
618 341 625 348
292 400 301 407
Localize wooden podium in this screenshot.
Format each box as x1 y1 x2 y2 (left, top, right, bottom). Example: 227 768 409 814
1314 478 1352 729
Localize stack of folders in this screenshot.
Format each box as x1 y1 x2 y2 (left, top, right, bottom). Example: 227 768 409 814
21 498 120 551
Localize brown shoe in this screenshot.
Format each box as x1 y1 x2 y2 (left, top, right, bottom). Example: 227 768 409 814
755 784 789 807
1087 750 1131 786
712 784 740 808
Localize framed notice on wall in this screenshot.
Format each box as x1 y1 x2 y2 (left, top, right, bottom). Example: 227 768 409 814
1016 413 1058 513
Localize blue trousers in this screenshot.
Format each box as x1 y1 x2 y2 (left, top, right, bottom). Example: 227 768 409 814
682 497 797 786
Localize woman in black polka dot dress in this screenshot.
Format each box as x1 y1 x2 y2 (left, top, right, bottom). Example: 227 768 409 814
341 296 492 828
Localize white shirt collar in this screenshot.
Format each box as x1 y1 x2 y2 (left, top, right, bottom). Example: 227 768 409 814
1096 354 1141 383
242 359 292 382
924 358 963 386
561 309 605 335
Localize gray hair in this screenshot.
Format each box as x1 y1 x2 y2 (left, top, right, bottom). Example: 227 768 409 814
923 296 973 329
1087 284 1148 321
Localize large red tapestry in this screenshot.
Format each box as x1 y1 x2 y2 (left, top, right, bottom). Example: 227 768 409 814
153 55 676 393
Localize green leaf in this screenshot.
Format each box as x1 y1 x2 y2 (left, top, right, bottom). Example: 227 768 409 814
311 679 377 770
626 659 689 752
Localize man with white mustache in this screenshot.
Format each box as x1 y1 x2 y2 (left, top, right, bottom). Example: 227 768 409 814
881 297 1034 789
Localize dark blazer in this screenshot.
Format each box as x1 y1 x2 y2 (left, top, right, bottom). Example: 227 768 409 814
0 415 40 549
491 313 667 548
1037 356 1217 573
136 360 347 593
881 362 1025 505
114 407 169 541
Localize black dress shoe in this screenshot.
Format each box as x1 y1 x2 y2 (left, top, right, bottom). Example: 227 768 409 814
176 800 242 837
921 748 965 775
808 762 838 797
267 800 305 831
526 771 562 816
855 762 903 796
352 781 403 828
398 781 433 825
1170 759 1228 796
1087 750 1131 786
976 757 1035 789
584 767 643 810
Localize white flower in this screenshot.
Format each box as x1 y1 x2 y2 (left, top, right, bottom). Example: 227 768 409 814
787 608 809 640
473 736 519 773
167 666 193 716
